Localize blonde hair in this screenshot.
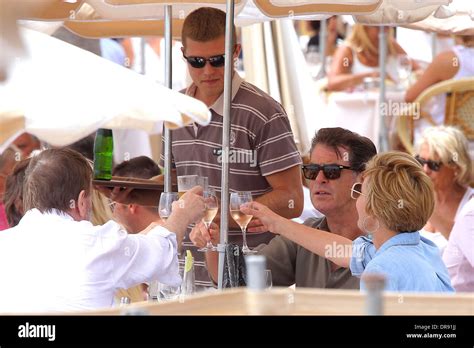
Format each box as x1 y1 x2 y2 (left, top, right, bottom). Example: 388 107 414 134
345 24 397 57
417 126 472 187
363 151 435 233
85 159 114 225
91 189 113 226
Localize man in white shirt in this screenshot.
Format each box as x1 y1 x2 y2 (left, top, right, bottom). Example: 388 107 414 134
0 148 204 313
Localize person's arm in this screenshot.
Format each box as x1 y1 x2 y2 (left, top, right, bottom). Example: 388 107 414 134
405 51 458 102
327 45 379 91
255 165 304 219
243 201 352 268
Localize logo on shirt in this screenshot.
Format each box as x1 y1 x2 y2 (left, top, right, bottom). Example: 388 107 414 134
229 130 236 146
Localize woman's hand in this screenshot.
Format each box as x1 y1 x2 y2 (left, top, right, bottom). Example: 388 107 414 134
241 201 283 234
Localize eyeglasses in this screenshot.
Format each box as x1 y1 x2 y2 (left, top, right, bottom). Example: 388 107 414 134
414 155 442 172
351 182 366 200
108 200 117 212
183 54 226 69
301 164 353 180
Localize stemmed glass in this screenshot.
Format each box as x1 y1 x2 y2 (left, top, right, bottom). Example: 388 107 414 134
396 54 412 90
158 192 179 221
198 189 219 252
230 191 256 255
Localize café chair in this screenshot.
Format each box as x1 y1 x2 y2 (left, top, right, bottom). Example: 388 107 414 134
397 77 474 154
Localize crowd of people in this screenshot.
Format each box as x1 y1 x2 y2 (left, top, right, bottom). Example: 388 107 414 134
0 7 472 313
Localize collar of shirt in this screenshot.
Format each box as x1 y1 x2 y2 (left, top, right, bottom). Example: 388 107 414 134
375 231 420 256
184 72 244 116
20 208 75 225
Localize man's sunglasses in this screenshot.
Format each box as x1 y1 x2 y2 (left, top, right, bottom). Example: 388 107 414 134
414 155 442 172
183 54 226 69
302 164 353 180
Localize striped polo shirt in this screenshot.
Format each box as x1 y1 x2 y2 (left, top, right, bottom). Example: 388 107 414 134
160 73 302 289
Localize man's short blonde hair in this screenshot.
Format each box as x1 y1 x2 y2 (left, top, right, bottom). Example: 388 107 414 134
416 126 472 187
181 7 236 49
363 151 434 233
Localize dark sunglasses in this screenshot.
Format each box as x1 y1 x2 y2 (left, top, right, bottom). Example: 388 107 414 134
415 155 442 172
302 164 353 180
183 54 226 68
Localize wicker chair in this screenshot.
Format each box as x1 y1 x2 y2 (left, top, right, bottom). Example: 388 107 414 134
397 77 474 154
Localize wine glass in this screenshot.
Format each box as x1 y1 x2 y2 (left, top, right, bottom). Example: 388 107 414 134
230 191 256 255
396 54 412 90
198 190 219 252
158 192 179 221
177 175 199 198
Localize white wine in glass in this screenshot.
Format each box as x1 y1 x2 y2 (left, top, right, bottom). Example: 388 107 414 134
198 190 219 252
230 191 256 254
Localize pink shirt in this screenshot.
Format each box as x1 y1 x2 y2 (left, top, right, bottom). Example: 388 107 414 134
442 197 474 292
0 203 9 231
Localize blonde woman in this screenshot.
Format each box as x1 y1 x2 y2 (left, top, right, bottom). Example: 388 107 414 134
416 126 473 249
241 152 453 292
327 24 417 91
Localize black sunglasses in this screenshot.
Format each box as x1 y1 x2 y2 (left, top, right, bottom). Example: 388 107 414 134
415 155 442 172
302 164 353 180
183 54 226 68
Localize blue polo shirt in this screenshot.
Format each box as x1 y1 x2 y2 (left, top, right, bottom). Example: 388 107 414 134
350 232 454 292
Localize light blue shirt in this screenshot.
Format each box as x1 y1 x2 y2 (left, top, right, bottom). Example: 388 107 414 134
350 231 454 292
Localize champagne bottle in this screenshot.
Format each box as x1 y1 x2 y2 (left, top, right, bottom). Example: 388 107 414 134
93 128 113 180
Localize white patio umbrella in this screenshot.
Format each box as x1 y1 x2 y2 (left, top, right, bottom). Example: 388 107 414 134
403 0 474 35
0 27 211 153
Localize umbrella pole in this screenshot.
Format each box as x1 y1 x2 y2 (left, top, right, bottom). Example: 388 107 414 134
140 38 146 75
378 26 388 152
217 0 236 290
163 5 173 193
317 18 327 79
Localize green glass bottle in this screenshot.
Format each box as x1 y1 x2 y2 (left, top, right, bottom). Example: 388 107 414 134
93 128 113 180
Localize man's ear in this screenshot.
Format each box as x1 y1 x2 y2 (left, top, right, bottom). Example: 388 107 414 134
77 190 89 220
233 44 241 60
129 204 137 215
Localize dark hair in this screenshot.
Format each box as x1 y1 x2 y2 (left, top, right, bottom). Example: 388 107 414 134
181 7 236 47
310 127 377 172
23 148 92 213
64 134 95 161
112 156 161 179
3 158 30 227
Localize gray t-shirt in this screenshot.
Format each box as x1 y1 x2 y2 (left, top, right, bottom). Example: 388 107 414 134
257 217 360 289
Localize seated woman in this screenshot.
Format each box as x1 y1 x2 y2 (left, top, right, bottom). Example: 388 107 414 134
443 197 474 292
241 152 453 292
415 126 473 250
327 24 418 91
405 35 474 145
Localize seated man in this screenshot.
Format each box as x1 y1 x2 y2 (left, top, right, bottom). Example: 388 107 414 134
112 156 162 234
111 156 162 302
191 128 377 289
0 148 204 313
